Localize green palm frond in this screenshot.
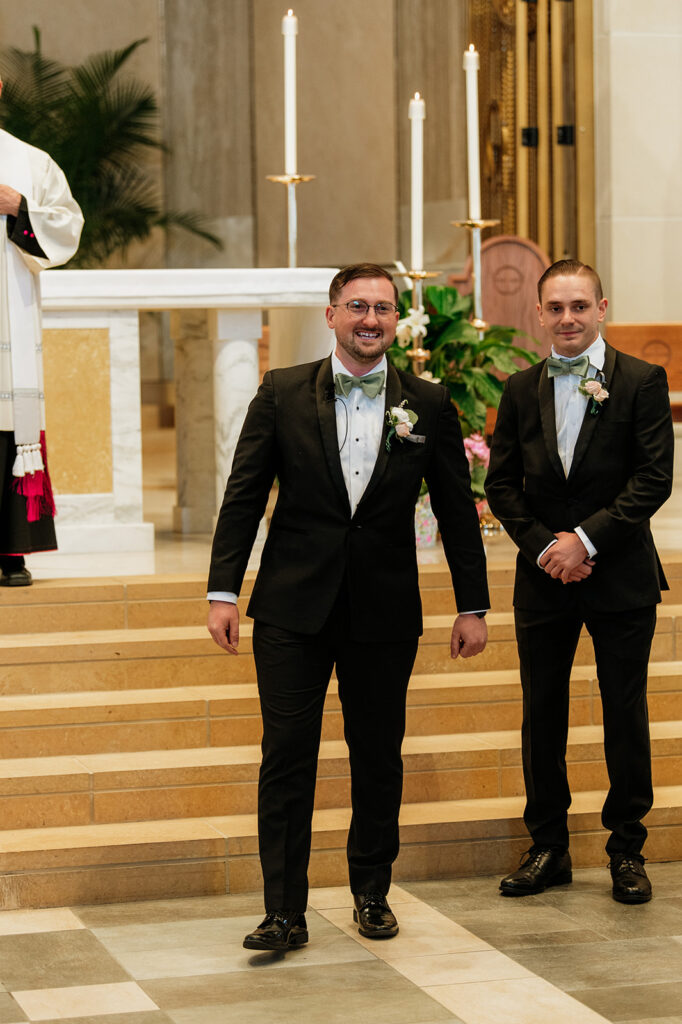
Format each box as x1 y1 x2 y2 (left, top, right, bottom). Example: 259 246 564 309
0 29 221 266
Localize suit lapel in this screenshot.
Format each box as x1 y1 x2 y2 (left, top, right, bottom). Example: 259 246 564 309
354 362 401 512
538 362 566 481
567 343 616 481
315 358 351 514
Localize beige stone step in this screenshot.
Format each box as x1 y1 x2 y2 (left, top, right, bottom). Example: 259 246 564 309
2 785 681 909
3 560 680 634
2 608 680 697
2 720 680 832
4 661 682 759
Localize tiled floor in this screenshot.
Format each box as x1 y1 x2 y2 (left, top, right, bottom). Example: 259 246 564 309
0 866 680 1023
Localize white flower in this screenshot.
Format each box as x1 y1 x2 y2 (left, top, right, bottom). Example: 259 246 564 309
419 370 441 384
395 305 430 348
390 405 412 425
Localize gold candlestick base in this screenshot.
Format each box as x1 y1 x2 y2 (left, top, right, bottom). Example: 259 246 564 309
406 346 430 376
451 219 500 230
266 173 316 267
266 174 316 185
405 269 442 282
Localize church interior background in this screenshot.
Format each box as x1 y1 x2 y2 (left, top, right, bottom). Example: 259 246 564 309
0 2 681 1023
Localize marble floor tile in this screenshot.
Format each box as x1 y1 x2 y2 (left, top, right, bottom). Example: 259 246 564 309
12 982 158 1021
0 932 129 991
307 883 419 910
0 909 84 937
0 991 26 1024
94 911 372 980
507 937 682 991
571 981 682 1021
424 977 611 1024
402 877 509 914
440 902 585 948
534 890 682 940
389 950 535 986
75 892 264 929
318 902 491 961
30 1015 174 1024
142 961 457 1024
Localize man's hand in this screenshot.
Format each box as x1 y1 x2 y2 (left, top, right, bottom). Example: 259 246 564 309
0 185 22 217
540 532 590 583
450 613 488 659
207 600 240 655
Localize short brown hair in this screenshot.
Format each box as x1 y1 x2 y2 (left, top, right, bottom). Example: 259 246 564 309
329 263 399 305
537 259 603 303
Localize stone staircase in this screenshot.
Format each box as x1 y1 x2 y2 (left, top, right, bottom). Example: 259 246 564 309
1 561 681 909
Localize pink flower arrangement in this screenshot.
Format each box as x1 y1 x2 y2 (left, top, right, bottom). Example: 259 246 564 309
463 432 490 469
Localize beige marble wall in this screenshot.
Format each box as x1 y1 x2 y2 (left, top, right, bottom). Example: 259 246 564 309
396 0 470 271
42 328 113 495
252 0 398 268
594 1 682 320
161 0 255 269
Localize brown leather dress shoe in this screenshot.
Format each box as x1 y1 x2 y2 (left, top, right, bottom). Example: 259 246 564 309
500 848 572 896
610 855 652 904
353 892 399 939
242 910 308 950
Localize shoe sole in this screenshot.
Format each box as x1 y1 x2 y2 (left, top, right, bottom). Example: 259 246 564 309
612 891 652 904
500 871 573 897
353 909 399 939
243 931 309 951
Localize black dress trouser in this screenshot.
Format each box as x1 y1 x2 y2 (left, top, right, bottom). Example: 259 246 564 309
514 603 656 856
252 585 419 912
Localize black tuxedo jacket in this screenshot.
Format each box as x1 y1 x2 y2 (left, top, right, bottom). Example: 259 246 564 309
485 343 674 612
208 357 489 640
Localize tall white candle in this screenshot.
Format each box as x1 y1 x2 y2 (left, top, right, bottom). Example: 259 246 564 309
463 44 481 220
408 92 426 272
282 9 298 176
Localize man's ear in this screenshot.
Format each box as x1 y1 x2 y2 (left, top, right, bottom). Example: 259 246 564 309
325 305 335 329
597 298 608 322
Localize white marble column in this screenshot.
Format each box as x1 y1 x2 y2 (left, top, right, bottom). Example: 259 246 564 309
211 309 262 512
171 310 216 534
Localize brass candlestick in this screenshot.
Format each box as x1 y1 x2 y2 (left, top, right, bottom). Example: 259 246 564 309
451 217 500 336
267 173 316 267
404 269 441 376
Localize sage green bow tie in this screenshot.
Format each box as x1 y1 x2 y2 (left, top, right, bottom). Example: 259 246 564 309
334 370 385 399
547 354 591 378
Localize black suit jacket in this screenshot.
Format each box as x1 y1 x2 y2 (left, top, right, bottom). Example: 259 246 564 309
485 343 674 611
208 357 489 640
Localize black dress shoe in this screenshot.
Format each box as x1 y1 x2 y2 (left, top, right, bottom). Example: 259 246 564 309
500 848 572 897
610 854 652 904
242 910 308 950
0 567 32 587
353 892 399 939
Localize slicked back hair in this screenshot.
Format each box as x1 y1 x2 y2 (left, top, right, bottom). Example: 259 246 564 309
329 263 399 306
537 259 603 303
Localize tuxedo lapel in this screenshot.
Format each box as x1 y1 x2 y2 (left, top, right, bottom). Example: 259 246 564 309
567 343 616 482
538 362 566 481
315 358 351 514
354 362 402 512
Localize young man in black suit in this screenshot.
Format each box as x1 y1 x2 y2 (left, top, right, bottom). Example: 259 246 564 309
207 263 489 949
485 259 674 904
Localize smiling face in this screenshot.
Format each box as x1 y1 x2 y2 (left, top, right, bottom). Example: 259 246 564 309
326 276 399 375
537 273 608 358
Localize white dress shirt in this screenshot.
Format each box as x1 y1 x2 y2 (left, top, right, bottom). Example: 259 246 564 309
537 334 605 564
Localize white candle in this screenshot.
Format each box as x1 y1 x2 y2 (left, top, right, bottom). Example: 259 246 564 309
282 9 298 176
408 92 426 272
463 44 481 220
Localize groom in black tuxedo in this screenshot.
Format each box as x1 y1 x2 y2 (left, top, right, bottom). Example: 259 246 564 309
485 259 674 904
207 263 489 949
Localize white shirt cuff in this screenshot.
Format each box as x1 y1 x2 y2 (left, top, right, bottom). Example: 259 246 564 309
537 538 558 566
207 592 238 603
575 526 597 559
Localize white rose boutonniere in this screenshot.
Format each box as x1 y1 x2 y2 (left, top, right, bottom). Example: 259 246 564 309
579 377 609 415
386 400 426 451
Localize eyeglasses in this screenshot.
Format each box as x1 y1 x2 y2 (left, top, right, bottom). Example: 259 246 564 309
332 300 399 319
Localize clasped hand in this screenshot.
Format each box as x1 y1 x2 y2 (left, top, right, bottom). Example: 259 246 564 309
539 531 595 584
